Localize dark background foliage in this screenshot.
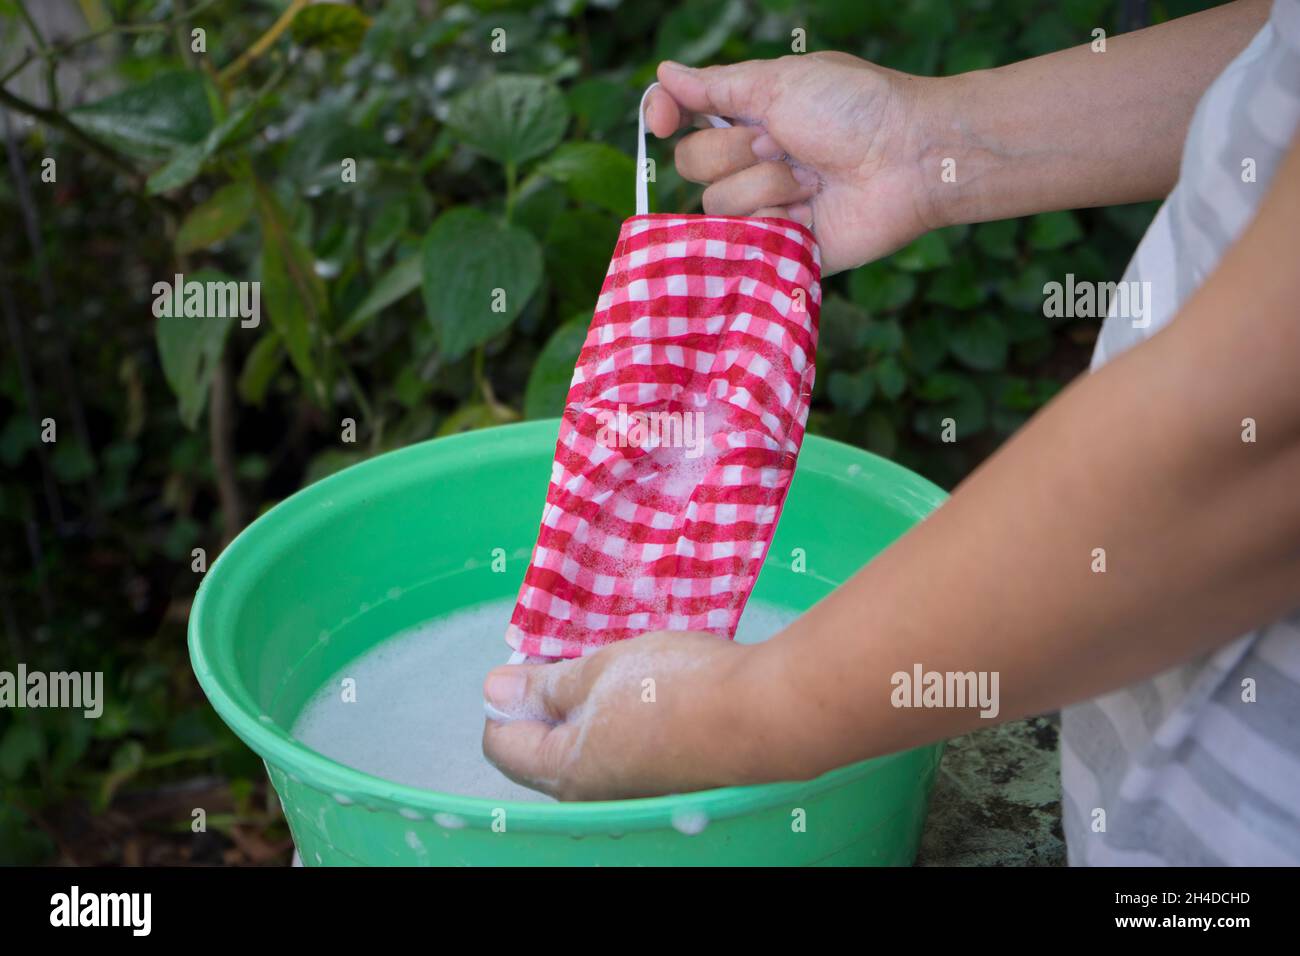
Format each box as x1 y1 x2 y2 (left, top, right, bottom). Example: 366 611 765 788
0 0 1209 864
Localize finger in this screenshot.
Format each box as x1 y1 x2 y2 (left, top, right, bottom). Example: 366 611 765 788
482 658 586 724
481 719 581 797
751 206 793 221
674 126 761 184
657 59 774 122
702 161 817 217
645 85 688 138
786 202 813 228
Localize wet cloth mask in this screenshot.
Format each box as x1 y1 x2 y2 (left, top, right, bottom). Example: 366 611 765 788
505 84 822 661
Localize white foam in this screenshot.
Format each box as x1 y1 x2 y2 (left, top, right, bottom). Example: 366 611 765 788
291 597 798 802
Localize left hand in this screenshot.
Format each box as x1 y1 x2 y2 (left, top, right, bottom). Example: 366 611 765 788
481 630 763 800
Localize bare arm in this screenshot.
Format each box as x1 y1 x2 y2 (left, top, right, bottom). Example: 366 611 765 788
927 0 1272 226
483 133 1300 798
644 0 1271 273
739 131 1300 781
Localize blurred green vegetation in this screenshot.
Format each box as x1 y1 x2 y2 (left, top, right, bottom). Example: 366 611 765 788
0 0 1208 863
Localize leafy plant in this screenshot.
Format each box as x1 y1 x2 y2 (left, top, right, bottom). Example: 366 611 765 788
0 0 1167 863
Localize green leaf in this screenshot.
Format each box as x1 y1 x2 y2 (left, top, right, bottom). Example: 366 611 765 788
874 355 907 400
818 295 870 355
421 207 542 360
0 721 43 780
365 198 411 267
255 186 325 391
147 100 259 195
98 740 145 810
155 269 236 428
291 1 371 51
69 70 214 159
656 0 748 65
237 332 284 405
52 440 95 482
436 403 510 437
828 369 874 415
445 75 569 167
338 253 421 341
949 313 1009 371
543 208 620 316
973 219 1019 260
862 317 904 353
891 231 951 272
864 408 897 457
305 448 367 486
997 264 1052 312
524 315 589 419
537 142 637 218
925 256 985 309
567 79 632 137
1027 211 1083 251
905 315 949 374
175 180 255 254
848 261 916 313
913 374 987 440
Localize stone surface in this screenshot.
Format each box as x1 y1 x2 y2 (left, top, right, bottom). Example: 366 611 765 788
917 714 1066 866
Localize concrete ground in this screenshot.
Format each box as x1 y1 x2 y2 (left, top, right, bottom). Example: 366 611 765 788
917 714 1066 866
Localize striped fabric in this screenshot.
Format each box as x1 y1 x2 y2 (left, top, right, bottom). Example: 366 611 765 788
1062 0 1300 865
506 214 821 660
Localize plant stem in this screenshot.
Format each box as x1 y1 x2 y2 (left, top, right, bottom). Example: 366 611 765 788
209 352 245 547
504 160 517 223
218 0 310 86
15 0 58 108
0 85 138 177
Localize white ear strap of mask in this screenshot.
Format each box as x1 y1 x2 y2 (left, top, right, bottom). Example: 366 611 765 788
636 81 731 216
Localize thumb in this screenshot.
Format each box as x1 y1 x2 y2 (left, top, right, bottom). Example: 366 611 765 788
481 658 584 724
656 59 773 124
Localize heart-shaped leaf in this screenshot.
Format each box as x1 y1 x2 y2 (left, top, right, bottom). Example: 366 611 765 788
69 70 214 159
537 141 637 218
421 207 542 360
445 75 569 167
524 314 590 419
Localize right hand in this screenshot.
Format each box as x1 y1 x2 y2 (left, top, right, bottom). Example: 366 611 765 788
646 54 944 276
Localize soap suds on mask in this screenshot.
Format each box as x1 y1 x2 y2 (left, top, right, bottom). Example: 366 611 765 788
292 597 797 803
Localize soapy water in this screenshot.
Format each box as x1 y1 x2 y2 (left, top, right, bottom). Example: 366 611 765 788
292 597 798 803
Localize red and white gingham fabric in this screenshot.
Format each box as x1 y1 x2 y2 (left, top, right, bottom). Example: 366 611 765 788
505 212 822 660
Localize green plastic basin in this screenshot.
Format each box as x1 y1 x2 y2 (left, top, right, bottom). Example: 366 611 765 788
188 419 947 866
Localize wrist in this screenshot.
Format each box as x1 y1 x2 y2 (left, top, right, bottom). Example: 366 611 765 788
719 636 825 785
909 69 1000 231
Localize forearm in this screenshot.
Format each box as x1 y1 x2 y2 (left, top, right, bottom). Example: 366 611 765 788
916 0 1269 228
734 133 1300 783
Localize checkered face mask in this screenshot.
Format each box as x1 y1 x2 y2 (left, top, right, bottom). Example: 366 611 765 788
505 84 822 662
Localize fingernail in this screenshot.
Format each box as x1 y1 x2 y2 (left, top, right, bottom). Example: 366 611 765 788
660 60 695 74
791 165 818 187
484 670 526 714
751 133 783 161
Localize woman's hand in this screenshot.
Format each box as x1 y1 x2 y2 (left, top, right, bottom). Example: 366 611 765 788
646 54 943 275
481 630 775 800
646 2 1268 275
